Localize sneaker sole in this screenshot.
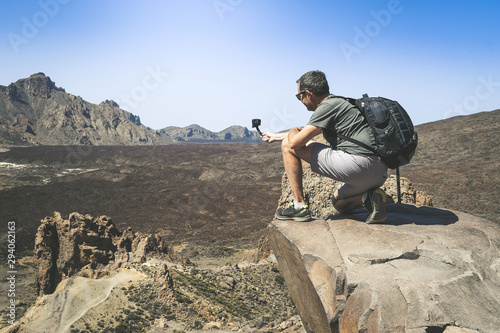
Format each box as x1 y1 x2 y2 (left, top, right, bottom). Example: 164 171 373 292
275 214 312 222
366 189 387 224
366 214 387 224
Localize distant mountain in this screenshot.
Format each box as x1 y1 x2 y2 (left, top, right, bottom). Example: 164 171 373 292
0 73 260 145
0 73 160 145
158 124 260 142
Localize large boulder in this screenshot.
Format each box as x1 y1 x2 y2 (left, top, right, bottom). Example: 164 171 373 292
268 205 500 333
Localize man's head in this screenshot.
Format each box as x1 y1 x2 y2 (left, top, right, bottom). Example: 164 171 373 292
296 70 330 111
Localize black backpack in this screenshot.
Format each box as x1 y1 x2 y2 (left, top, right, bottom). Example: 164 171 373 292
336 94 418 203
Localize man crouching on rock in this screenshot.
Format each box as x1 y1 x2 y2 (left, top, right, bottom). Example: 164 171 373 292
261 70 388 223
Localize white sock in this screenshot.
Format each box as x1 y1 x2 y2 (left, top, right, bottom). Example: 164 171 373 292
362 192 368 203
294 200 307 209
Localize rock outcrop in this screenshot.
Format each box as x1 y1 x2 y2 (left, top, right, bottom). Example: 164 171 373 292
11 211 300 332
268 205 500 333
252 236 272 263
34 211 189 295
278 166 433 220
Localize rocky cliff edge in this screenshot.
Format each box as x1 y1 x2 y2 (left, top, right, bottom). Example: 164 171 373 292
268 201 500 332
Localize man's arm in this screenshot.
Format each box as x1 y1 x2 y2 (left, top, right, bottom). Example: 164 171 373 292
288 125 322 150
261 131 288 143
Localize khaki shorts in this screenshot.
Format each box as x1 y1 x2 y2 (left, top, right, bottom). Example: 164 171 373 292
310 143 388 199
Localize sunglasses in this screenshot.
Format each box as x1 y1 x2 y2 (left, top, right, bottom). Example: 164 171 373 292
295 89 308 101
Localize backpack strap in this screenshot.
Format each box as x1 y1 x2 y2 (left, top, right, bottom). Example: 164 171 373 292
337 134 377 155
331 94 357 106
333 94 378 155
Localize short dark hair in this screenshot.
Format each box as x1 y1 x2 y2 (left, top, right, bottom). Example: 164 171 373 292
296 71 330 97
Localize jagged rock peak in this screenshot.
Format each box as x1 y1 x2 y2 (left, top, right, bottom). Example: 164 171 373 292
11 72 65 96
34 211 190 296
22 72 57 87
100 99 120 108
30 72 48 78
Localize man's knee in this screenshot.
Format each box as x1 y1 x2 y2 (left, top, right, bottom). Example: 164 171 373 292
331 192 340 206
281 137 291 153
331 190 345 212
282 135 313 163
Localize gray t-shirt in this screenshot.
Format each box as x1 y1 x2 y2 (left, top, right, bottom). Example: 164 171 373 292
307 95 376 156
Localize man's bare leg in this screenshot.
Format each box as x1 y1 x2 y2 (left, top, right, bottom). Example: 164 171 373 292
331 189 363 213
281 137 314 203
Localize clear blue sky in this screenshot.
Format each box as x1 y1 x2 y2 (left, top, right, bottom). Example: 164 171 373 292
1 0 499 132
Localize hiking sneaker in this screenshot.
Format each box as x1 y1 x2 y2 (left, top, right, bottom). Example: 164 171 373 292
276 202 312 222
363 188 387 224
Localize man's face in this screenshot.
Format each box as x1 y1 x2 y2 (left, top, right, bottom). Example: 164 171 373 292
297 84 315 111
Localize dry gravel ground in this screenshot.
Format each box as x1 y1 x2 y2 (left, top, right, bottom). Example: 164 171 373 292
18 270 145 332
0 143 284 254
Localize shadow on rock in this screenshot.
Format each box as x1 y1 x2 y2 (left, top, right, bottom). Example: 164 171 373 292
327 204 459 226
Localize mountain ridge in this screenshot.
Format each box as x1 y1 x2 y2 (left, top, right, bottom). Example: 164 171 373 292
0 73 261 146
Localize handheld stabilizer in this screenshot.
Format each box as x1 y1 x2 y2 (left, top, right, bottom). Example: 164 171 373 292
252 118 263 136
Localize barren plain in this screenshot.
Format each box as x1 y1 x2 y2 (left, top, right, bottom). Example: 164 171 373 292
0 143 283 254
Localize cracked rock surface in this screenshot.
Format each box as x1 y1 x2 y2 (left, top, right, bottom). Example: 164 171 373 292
268 204 500 333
